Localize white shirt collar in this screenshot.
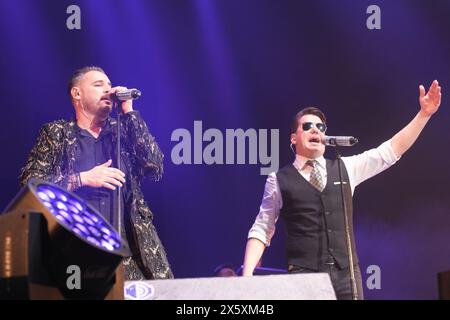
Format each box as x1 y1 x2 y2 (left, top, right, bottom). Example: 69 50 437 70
293 154 326 171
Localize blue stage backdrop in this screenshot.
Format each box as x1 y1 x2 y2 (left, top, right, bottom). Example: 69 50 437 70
1 0 449 299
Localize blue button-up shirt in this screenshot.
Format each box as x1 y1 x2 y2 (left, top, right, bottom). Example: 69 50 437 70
73 121 126 230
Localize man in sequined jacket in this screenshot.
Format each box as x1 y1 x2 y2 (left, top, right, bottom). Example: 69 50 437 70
20 66 173 281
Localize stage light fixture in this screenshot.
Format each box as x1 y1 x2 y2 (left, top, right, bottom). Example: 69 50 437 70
0 178 130 299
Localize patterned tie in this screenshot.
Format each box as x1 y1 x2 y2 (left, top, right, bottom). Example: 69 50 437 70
306 160 325 192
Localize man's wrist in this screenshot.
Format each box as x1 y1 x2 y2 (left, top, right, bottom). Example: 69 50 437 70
69 172 82 191
418 109 433 119
79 171 88 187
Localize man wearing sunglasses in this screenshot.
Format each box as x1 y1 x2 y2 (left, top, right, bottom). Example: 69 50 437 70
242 80 442 299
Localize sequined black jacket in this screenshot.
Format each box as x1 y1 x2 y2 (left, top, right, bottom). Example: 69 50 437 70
20 110 173 280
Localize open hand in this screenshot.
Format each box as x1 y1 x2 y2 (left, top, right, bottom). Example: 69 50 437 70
419 80 442 116
80 159 126 190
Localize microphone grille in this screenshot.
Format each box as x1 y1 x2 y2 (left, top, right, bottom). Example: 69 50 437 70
131 89 141 99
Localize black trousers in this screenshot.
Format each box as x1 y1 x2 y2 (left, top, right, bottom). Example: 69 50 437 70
288 261 364 300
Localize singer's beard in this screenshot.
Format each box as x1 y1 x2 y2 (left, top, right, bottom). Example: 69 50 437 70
97 105 112 120
88 107 111 129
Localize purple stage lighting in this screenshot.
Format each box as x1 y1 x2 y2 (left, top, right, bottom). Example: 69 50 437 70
36 184 121 252
2 179 130 299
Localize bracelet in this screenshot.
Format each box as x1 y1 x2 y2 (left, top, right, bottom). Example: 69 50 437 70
77 172 82 188
69 173 82 191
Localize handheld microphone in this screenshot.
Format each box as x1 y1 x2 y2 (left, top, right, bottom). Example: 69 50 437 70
322 135 359 147
113 88 141 101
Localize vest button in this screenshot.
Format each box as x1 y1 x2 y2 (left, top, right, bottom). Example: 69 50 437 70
329 248 334 252
327 229 332 233
325 211 331 215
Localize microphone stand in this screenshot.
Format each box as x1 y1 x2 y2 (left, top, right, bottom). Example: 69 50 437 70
110 99 127 299
114 100 122 238
333 142 358 300
113 91 140 239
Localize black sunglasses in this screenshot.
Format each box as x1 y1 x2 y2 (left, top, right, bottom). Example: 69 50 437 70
301 122 327 133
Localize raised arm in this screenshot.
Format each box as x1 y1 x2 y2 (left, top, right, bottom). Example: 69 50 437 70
391 80 442 157
122 110 164 181
110 86 164 182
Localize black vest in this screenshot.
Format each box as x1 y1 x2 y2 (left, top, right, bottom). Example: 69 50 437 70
276 159 358 270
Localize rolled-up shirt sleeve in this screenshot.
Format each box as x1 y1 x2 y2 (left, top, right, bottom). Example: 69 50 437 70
248 172 282 246
342 139 400 193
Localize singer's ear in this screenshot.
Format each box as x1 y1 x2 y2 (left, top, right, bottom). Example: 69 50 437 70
71 87 81 100
290 133 297 145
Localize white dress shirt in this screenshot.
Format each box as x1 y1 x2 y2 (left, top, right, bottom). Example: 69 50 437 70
248 139 400 246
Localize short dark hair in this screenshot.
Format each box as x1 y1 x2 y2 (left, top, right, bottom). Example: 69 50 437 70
290 107 327 134
67 66 106 97
213 263 236 276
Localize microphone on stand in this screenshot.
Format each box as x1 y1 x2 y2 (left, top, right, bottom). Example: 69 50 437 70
111 88 141 241
324 134 359 299
322 135 359 147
